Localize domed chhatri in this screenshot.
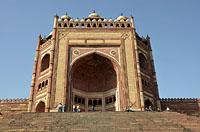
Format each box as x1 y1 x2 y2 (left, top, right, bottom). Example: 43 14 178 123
88 10 100 18
117 13 128 21
61 12 71 20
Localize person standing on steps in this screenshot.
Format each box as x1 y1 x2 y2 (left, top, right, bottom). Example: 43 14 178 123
92 103 95 112
72 105 76 112
57 103 62 112
62 104 67 112
76 105 80 112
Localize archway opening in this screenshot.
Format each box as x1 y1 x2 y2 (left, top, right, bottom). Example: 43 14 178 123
71 53 117 111
36 101 45 112
40 54 50 72
139 53 148 71
144 99 153 111
72 53 117 92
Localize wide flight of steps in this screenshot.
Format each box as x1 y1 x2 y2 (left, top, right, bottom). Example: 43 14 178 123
0 112 200 132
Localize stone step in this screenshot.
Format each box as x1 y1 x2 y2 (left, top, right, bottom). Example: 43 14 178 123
1 112 200 132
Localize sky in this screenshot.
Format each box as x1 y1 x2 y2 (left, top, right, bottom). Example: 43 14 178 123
0 0 199 99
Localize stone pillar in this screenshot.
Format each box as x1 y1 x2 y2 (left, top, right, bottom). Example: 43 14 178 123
131 17 144 111
102 97 105 112
85 98 88 112
46 15 58 112
28 35 41 112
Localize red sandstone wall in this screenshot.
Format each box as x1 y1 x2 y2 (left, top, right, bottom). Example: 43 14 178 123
0 98 28 115
160 98 200 114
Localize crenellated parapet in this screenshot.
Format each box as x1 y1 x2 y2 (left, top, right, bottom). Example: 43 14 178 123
57 11 133 29
160 98 200 114
0 98 28 104
160 98 199 102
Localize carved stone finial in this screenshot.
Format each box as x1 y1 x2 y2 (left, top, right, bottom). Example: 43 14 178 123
146 35 150 40
54 14 58 18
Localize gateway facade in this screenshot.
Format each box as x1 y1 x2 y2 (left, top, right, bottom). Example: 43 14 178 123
28 12 160 112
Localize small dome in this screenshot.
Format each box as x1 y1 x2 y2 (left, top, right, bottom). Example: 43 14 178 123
75 18 79 22
108 19 113 22
58 18 62 22
86 19 91 22
69 19 74 22
88 10 100 18
103 19 107 22
61 13 71 20
117 14 127 21
80 18 85 22
92 19 97 22
98 19 102 22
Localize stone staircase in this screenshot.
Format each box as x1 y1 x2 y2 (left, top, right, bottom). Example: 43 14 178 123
0 112 200 132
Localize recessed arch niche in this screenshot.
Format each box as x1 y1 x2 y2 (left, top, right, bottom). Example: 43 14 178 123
72 53 117 92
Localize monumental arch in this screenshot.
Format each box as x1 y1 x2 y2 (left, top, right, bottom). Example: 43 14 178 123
28 11 161 112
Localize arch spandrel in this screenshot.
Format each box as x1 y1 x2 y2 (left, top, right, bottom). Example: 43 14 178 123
70 47 121 67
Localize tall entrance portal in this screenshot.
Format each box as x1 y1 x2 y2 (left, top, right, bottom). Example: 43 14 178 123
28 11 161 112
71 53 117 111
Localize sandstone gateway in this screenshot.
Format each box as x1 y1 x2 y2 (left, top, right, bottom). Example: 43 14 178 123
28 11 160 112
0 12 199 114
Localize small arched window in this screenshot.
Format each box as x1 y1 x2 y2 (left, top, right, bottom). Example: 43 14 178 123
99 24 102 27
93 24 96 27
87 24 90 27
45 80 48 86
40 54 50 72
75 23 79 27
139 53 148 71
64 23 67 27
116 23 119 27
69 23 73 27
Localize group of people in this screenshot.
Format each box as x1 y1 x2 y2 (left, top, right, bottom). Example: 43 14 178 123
57 103 67 112
72 104 81 112
144 106 170 112
145 106 153 111
57 103 81 112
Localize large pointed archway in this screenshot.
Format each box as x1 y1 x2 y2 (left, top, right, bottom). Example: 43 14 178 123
70 53 118 111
